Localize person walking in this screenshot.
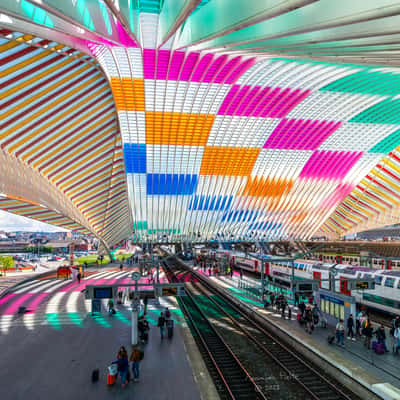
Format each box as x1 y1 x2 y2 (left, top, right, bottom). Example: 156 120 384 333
129 346 144 382
394 326 400 355
230 267 233 278
120 263 123 271
239 269 243 280
165 307 171 320
108 298 114 315
374 325 389 352
158 312 166 339
363 318 373 349
305 306 313 334
77 272 81 284
336 319 345 346
113 346 129 387
346 314 355 341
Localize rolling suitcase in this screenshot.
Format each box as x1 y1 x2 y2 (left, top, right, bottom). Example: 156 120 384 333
91 369 99 383
375 343 385 355
107 373 116 386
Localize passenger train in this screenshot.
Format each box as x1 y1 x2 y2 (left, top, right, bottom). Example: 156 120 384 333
224 252 400 316
306 252 400 270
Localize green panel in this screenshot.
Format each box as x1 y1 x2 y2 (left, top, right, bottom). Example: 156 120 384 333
369 128 400 153
134 220 148 230
321 70 400 96
350 98 400 124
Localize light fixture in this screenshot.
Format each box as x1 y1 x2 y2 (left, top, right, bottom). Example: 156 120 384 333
5 34 12 39
43 44 48 48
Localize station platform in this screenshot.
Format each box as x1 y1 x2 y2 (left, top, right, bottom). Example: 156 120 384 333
0 268 213 400
191 264 400 399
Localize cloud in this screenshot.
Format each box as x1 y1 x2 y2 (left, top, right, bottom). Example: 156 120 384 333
0 210 69 232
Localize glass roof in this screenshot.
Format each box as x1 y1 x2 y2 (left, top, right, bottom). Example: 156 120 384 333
3 1 400 243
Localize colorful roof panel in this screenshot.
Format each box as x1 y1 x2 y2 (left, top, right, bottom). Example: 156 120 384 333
3 1 400 241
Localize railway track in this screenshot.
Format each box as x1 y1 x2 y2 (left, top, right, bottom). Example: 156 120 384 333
164 259 363 400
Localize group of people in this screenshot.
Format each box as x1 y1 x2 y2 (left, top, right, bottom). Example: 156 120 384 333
334 312 400 353
157 307 174 340
111 345 144 388
297 301 320 334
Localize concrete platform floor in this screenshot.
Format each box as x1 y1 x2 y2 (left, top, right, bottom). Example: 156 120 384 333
0 295 202 400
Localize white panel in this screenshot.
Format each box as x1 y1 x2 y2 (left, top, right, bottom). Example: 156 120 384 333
146 145 204 174
207 115 280 147
139 13 159 49
318 122 399 152
286 91 384 122
344 153 383 183
252 149 312 179
118 111 146 144
127 48 144 78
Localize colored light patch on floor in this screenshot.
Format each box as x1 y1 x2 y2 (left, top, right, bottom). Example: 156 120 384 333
90 313 112 327
263 119 341 150
200 146 260 176
46 313 62 330
145 112 214 146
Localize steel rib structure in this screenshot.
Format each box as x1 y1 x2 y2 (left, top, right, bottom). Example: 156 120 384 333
3 1 400 244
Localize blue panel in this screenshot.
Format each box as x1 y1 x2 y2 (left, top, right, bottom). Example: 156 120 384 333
147 174 198 195
222 210 258 223
189 195 233 211
124 143 146 173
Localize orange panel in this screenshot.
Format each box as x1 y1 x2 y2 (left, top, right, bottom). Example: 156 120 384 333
242 176 293 197
110 77 145 111
200 147 260 176
146 112 214 146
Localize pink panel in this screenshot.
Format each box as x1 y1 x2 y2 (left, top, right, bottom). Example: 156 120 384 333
225 57 256 84
322 183 355 210
227 86 251 115
202 55 228 83
180 52 200 81
156 49 171 80
168 51 185 80
240 86 262 116
257 88 281 117
218 85 241 115
264 119 341 150
191 53 214 82
214 56 241 83
25 293 49 314
116 20 138 47
143 48 156 79
299 151 362 180
3 293 35 315
250 87 272 116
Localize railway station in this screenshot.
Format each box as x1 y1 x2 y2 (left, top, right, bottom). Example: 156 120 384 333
1 1 400 399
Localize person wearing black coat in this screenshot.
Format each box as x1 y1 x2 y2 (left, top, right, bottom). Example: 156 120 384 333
346 314 355 341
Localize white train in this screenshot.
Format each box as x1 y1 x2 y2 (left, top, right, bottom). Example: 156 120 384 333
226 252 400 316
268 259 400 316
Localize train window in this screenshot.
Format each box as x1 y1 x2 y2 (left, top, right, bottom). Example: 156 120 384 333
384 278 395 288
375 276 383 285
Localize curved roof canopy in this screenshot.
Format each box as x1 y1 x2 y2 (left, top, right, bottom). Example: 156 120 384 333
2 1 400 243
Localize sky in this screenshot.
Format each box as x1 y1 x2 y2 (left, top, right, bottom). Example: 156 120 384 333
0 210 68 232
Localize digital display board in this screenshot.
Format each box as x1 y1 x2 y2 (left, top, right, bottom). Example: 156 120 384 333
94 287 113 299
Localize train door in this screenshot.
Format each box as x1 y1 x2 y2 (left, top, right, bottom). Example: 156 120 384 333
319 254 322 261
313 271 321 288
254 260 259 273
264 262 270 276
387 260 392 270
381 259 385 269
339 277 351 295
336 255 342 264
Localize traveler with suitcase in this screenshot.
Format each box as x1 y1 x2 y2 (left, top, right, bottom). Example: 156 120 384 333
111 347 129 387
158 312 166 339
374 325 389 353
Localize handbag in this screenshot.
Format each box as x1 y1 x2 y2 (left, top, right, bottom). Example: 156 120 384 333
108 364 118 376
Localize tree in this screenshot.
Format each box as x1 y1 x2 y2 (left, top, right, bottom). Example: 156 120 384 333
0 255 15 276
